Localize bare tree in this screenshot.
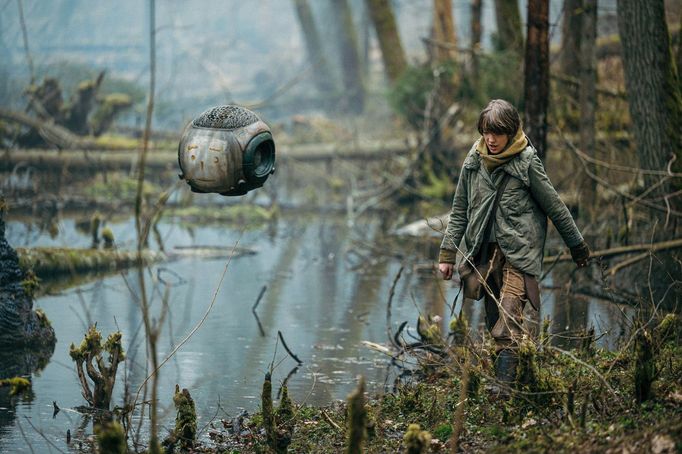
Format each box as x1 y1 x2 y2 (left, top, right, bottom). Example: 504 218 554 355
329 0 365 113
292 0 335 94
432 0 457 62
617 0 682 200
579 0 598 215
470 0 483 82
559 0 583 80
494 0 524 54
365 0 408 84
523 0 550 160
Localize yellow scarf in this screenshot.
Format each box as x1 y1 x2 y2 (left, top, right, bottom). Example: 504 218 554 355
476 127 528 171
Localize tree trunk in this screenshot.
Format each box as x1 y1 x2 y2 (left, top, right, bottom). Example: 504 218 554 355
494 0 524 54
432 0 457 62
329 0 365 113
678 10 682 92
292 0 336 94
579 0 597 217
559 0 583 80
365 0 408 84
523 0 550 160
470 0 483 83
617 0 682 195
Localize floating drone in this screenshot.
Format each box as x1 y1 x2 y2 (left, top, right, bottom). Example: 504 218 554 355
178 105 276 196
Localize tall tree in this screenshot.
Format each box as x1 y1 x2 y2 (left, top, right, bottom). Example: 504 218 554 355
617 0 682 196
432 0 457 61
292 0 336 94
329 0 365 113
559 0 583 79
523 0 550 160
579 0 598 215
470 0 483 82
365 0 407 84
494 0 524 54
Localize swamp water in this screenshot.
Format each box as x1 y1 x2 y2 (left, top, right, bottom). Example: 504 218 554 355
1 212 632 452
0 150 632 451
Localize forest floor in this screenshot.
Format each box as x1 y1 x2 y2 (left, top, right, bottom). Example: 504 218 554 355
181 317 682 453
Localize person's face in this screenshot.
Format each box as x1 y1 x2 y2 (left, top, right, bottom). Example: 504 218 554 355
483 132 509 154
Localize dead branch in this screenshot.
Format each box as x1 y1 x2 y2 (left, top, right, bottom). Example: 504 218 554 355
277 330 303 365
252 285 267 313
557 126 682 217
551 73 626 99
386 266 405 348
543 237 682 264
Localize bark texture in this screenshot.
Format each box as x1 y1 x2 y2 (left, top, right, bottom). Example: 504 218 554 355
365 0 407 83
617 0 682 191
523 0 550 160
432 0 457 61
470 0 483 81
494 0 524 54
292 0 336 94
330 0 365 113
0 198 56 348
559 0 583 79
579 0 598 212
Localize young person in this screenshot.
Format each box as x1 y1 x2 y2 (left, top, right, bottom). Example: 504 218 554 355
438 99 590 385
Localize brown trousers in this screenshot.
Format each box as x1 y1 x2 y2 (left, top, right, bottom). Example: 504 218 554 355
479 244 538 351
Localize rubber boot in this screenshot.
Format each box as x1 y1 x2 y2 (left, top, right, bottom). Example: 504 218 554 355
495 349 518 385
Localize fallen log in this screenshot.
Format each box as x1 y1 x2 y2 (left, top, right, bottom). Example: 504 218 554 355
17 247 165 279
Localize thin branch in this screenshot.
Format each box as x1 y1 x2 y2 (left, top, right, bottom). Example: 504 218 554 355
277 330 303 365
252 285 267 313
386 266 405 347
133 230 244 406
543 237 682 263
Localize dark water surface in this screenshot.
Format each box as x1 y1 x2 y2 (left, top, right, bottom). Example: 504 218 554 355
0 212 631 452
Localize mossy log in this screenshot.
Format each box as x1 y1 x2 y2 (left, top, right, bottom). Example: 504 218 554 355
17 247 165 279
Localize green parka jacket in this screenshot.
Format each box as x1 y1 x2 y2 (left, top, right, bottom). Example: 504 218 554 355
440 143 584 278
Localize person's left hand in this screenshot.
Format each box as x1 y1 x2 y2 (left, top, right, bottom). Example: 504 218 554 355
570 241 591 268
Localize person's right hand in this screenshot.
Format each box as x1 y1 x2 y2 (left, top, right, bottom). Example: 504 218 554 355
439 263 454 280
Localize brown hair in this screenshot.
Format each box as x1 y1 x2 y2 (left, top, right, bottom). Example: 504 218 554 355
476 99 520 136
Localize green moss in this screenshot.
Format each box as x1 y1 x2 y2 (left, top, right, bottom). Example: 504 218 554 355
346 376 366 454
101 227 115 249
83 173 161 201
96 421 126 454
0 377 31 396
432 423 452 441
21 270 40 298
17 246 163 279
167 204 273 226
261 372 276 450
403 423 431 454
172 385 197 448
34 309 51 329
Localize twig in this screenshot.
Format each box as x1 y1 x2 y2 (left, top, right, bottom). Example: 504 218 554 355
277 330 303 365
450 351 471 453
543 237 682 263
607 251 650 276
133 230 244 406
16 0 34 84
321 409 342 431
252 285 267 312
386 266 405 347
22 416 66 454
16 418 36 454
